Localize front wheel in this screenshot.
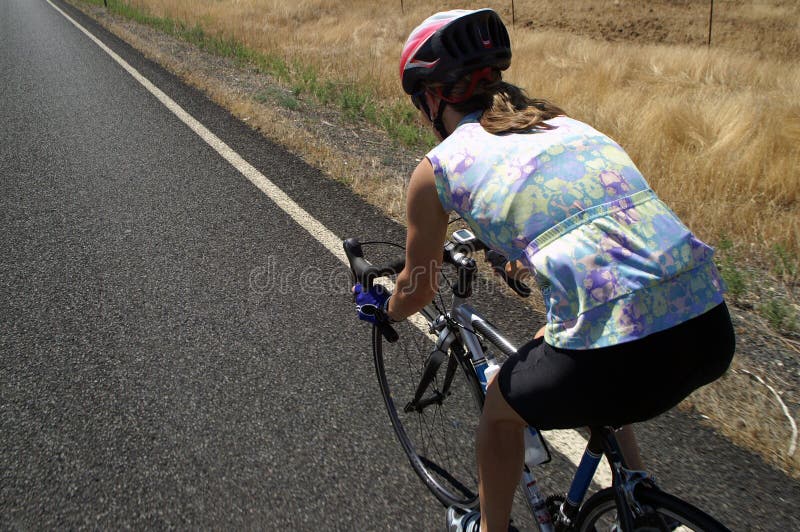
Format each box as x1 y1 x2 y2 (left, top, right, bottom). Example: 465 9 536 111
373 311 485 508
575 485 731 532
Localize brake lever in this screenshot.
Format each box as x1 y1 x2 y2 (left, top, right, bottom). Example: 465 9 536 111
485 250 531 298
377 321 399 343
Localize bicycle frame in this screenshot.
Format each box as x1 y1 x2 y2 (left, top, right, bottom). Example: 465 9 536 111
343 235 655 531
438 296 648 531
435 297 554 529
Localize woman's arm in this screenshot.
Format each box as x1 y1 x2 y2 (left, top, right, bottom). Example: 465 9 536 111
387 158 449 321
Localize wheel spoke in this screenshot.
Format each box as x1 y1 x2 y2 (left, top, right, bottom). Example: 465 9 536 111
576 487 730 532
374 317 483 508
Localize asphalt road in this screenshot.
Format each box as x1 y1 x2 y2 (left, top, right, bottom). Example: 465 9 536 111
1 0 798 529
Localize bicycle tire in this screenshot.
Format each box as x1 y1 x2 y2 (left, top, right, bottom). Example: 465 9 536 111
575 485 731 532
373 309 485 508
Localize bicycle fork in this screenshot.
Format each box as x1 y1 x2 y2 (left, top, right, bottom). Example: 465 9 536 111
406 326 457 413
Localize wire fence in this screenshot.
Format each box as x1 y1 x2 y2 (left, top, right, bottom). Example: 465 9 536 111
398 0 717 46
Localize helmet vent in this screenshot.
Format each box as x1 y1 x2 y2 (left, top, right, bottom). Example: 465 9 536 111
400 9 512 95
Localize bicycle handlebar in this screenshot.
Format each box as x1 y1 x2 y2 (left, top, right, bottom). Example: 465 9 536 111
445 238 531 298
343 234 530 331
343 238 405 290
343 238 402 343
485 250 532 298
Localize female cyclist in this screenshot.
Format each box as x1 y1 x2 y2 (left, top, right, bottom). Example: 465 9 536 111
354 9 735 532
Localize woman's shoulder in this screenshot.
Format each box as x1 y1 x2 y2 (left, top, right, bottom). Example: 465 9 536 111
544 115 597 133
554 116 626 140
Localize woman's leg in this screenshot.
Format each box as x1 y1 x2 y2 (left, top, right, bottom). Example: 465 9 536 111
615 424 645 470
477 376 528 531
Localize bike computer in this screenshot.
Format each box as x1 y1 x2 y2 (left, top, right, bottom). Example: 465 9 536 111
452 229 477 245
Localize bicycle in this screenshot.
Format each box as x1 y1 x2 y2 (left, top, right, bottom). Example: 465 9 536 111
344 229 730 531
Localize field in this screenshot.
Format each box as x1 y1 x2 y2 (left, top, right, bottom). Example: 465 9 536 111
113 0 799 262
75 0 799 475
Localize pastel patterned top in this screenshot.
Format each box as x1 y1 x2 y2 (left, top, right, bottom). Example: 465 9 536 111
428 113 726 349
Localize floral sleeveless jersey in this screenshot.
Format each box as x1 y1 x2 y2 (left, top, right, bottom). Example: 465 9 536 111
428 114 726 349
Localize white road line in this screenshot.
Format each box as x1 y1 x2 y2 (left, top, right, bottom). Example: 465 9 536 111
47 0 611 488
45 0 346 263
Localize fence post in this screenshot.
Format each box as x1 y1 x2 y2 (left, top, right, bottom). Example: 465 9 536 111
708 0 714 47
512 0 515 27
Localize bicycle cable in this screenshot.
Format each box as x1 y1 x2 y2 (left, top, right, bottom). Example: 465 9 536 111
359 236 480 336
433 265 484 338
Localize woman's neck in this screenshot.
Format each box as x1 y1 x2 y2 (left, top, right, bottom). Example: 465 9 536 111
442 105 468 136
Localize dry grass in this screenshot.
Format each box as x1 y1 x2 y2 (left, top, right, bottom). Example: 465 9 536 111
118 0 799 265
508 30 800 261
681 357 800 479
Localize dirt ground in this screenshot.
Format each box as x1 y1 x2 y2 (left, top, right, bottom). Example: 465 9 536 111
510 0 799 59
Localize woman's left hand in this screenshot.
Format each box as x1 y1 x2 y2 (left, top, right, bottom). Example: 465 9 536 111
353 283 391 324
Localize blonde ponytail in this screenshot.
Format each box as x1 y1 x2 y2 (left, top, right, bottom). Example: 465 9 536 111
479 82 565 134
445 72 566 134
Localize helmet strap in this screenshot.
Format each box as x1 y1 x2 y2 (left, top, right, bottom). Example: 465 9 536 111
417 89 451 139
433 101 450 139
428 67 494 139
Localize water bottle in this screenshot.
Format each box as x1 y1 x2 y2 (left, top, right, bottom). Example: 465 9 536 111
478 360 501 391
524 427 549 467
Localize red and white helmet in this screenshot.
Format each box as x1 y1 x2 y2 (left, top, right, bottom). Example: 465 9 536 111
399 9 511 96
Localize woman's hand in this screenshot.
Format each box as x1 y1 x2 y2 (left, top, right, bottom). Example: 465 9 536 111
505 259 530 283
353 283 392 324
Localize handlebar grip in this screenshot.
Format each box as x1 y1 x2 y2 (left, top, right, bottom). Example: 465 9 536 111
506 277 532 298
343 238 399 343
384 256 406 277
352 257 378 289
343 238 406 289
344 238 378 289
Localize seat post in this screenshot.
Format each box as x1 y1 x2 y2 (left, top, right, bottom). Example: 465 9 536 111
588 426 628 468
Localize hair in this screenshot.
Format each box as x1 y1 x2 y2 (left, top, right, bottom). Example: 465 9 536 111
433 70 567 134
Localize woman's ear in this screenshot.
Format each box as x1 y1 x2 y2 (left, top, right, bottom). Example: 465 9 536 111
424 90 440 121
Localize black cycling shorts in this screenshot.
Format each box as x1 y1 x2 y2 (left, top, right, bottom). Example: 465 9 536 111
497 303 735 430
